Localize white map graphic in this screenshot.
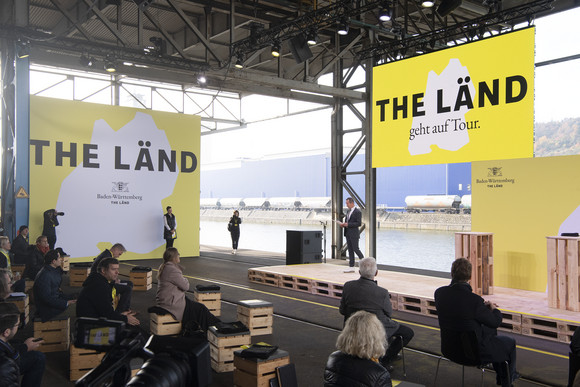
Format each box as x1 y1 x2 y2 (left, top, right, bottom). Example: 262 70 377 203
55 112 178 257
558 206 580 236
409 58 475 155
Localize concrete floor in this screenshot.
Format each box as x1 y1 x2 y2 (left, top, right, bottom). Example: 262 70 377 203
17 247 571 386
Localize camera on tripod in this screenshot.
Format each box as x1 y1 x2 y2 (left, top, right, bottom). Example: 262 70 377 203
74 317 212 387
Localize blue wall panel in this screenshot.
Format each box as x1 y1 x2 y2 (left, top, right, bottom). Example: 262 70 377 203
201 154 472 206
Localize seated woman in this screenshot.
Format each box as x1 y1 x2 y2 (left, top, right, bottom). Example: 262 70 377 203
155 247 219 332
324 310 392 387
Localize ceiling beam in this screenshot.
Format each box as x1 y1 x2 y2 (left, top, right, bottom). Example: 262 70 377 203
166 0 223 64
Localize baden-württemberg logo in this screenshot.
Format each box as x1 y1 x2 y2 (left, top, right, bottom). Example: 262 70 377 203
112 182 129 192
487 167 503 177
476 166 514 187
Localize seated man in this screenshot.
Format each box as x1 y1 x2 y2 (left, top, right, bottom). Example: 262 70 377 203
0 236 14 271
10 226 30 265
33 250 76 322
0 269 12 301
77 257 139 326
91 243 133 313
23 236 49 281
434 258 519 387
340 257 414 370
0 302 45 387
1 238 25 293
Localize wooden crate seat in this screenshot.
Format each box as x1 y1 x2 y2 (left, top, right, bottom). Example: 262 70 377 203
149 312 182 336
33 317 70 352
237 300 274 336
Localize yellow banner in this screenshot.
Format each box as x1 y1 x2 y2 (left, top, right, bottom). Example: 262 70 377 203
373 28 535 167
30 96 200 261
472 155 580 291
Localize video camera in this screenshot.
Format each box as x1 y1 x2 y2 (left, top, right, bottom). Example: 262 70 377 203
74 317 211 387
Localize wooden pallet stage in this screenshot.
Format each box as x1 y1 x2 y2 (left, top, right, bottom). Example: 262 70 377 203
248 263 580 344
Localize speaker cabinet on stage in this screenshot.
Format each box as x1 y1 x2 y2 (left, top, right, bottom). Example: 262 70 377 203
286 230 322 265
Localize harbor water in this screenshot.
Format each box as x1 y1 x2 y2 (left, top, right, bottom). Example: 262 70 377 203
200 220 456 273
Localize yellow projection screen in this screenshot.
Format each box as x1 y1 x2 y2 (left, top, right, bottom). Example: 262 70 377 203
372 28 535 167
30 96 201 261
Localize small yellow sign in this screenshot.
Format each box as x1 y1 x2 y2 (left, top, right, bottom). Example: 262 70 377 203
16 186 29 198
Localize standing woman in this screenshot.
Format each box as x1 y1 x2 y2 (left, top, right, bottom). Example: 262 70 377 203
163 206 177 249
228 210 242 254
156 248 219 331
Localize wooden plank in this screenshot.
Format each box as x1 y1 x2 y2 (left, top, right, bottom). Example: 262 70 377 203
547 238 558 308
567 240 579 311
482 235 489 295
557 239 568 310
454 233 462 259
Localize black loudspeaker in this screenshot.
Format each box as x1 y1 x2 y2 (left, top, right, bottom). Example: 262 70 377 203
288 34 313 64
436 0 462 17
286 230 322 265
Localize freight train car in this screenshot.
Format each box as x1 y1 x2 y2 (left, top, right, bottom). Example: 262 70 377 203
405 195 462 213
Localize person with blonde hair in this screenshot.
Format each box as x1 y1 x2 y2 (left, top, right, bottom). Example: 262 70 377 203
324 310 392 387
155 248 219 332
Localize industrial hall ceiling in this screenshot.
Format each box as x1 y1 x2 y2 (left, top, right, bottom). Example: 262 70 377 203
1 0 579 104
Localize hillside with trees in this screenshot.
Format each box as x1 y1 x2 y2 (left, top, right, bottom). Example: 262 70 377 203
535 117 580 157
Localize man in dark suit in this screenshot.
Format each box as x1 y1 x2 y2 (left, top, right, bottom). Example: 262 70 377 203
340 257 414 370
435 258 519 387
90 244 133 313
340 197 364 273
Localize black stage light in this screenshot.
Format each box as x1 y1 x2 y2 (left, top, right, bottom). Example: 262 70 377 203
104 59 117 73
337 19 349 36
16 40 30 59
379 6 391 22
306 29 318 46
79 54 95 68
436 0 462 17
234 57 244 69
271 40 281 57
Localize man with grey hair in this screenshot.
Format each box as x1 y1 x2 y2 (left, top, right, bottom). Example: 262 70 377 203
340 257 414 370
90 243 133 312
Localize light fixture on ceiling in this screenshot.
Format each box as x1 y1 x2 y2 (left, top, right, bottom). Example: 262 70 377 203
104 58 117 73
79 54 95 68
306 29 318 46
16 40 30 59
337 19 349 36
234 55 244 69
197 74 207 84
421 0 435 7
271 40 281 57
379 6 391 22
436 0 462 17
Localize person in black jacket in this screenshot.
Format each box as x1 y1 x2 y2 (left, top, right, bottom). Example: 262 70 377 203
76 257 139 326
10 225 30 265
23 236 49 281
42 209 63 250
163 206 177 249
228 210 242 254
33 250 76 322
340 257 414 370
435 258 519 387
324 310 392 387
90 244 133 313
339 197 364 273
0 302 45 387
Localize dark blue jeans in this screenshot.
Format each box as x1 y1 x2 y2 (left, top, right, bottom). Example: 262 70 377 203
493 335 517 387
114 280 133 313
19 350 46 387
